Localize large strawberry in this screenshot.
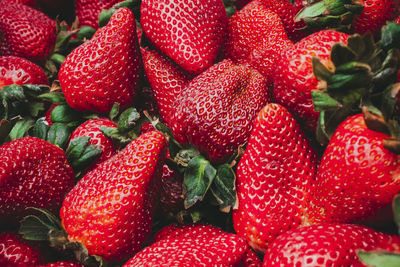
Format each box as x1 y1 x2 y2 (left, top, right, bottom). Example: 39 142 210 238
264 223 400 266
2 0 37 8
224 0 293 81
59 8 141 113
0 137 75 227
141 0 228 74
75 0 121 28
272 30 349 130
170 59 269 163
0 232 42 266
58 131 166 262
233 103 317 253
0 2 56 62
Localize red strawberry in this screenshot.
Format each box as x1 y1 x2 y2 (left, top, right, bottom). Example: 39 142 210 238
142 48 192 128
141 0 228 74
123 224 249 266
272 30 349 130
60 131 166 262
0 232 42 267
75 0 121 28
307 113 400 224
59 8 141 113
170 59 269 163
41 262 84 267
69 118 118 172
44 103 59 126
242 249 262 267
2 0 37 8
263 223 400 266
159 161 184 215
233 103 317 253
0 56 48 88
396 16 400 24
0 137 75 227
224 0 293 81
0 2 56 61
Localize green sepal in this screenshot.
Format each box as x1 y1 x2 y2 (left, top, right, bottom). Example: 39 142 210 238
393 194 400 235
312 90 342 111
330 43 356 66
357 250 400 267
209 164 237 213
46 122 71 149
50 53 66 66
100 126 135 148
38 91 66 104
174 147 200 168
0 117 21 145
76 26 96 41
109 103 120 121
66 136 102 173
98 0 141 27
8 119 35 141
117 107 140 133
312 57 334 81
51 104 82 123
381 22 400 51
183 155 217 209
316 111 330 145
153 121 183 159
31 118 49 140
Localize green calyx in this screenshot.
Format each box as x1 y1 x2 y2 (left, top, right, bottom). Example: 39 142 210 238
98 0 141 27
66 136 102 175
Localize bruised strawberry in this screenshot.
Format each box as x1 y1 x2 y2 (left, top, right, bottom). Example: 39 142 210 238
75 0 121 28
141 0 228 74
59 8 141 113
233 103 317 253
170 59 269 163
0 2 56 61
0 232 42 266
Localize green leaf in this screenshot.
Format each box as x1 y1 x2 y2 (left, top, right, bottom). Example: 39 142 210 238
357 250 400 267
76 26 96 40
331 43 356 66
393 194 400 235
117 107 140 132
47 122 71 149
66 136 102 173
38 92 66 104
109 103 120 121
183 155 217 209
51 104 81 123
9 119 35 140
312 90 342 111
31 118 49 140
381 22 400 51
27 102 45 117
312 57 334 81
50 53 66 66
210 164 237 213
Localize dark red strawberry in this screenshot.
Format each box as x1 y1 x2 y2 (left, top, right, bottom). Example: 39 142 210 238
263 223 400 266
233 103 317 253
75 0 121 28
141 0 228 74
0 137 75 227
0 232 42 267
60 131 166 262
59 8 141 113
170 59 269 163
41 261 84 267
241 249 262 267
0 2 56 62
2 0 37 8
44 103 59 126
0 56 48 88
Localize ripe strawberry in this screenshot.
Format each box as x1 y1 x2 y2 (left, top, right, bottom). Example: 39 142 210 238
224 0 293 81
0 56 48 88
0 2 56 62
307 113 400 224
59 8 141 113
0 232 42 266
159 162 184 215
75 0 121 28
123 224 250 266
170 59 269 163
60 131 166 262
69 118 118 172
272 30 349 130
142 48 192 128
41 262 84 267
233 103 317 253
264 223 400 266
141 0 228 74
0 137 75 227
44 103 59 126
2 0 36 8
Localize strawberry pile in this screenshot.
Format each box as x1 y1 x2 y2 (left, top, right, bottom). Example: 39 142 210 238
1 0 400 266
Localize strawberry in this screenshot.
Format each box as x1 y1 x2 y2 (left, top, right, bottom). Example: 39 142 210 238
0 56 48 88
0 137 75 227
59 131 166 262
159 161 184 215
233 103 317 253
69 118 118 172
272 30 349 130
123 224 250 266
141 48 192 128
59 8 141 113
41 262 84 267
170 59 269 163
264 223 400 266
141 0 228 74
0 2 56 62
224 0 293 81
307 113 400 224
2 0 37 8
75 0 121 28
0 232 42 266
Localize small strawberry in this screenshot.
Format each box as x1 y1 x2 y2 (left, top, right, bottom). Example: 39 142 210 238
233 103 317 253
264 223 400 266
0 232 42 266
0 2 56 62
170 59 269 163
0 137 75 227
59 8 141 113
75 0 121 28
141 0 228 74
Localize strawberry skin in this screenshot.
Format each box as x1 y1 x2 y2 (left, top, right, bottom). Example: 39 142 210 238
0 232 42 267
170 59 269 163
307 114 400 224
60 131 166 262
0 137 75 227
75 0 121 28
41 262 84 267
59 8 141 113
272 30 349 130
141 0 228 74
0 2 56 61
0 56 48 88
2 0 37 8
264 223 400 266
233 103 317 253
